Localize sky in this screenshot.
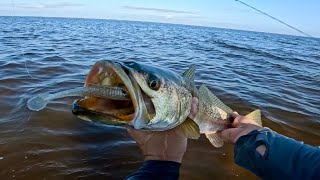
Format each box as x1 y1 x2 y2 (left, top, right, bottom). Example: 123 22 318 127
1 0 319 37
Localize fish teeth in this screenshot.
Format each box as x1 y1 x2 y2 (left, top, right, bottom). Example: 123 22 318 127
98 67 104 74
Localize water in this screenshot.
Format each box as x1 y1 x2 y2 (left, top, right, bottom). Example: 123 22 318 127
0 16 319 179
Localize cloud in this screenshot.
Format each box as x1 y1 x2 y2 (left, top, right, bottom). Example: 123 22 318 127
122 6 197 15
17 2 83 9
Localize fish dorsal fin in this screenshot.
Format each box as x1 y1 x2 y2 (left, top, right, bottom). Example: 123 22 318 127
198 84 233 114
205 132 224 147
178 117 200 139
182 64 196 81
245 109 262 125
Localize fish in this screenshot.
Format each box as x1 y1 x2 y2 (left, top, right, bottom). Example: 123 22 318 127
72 60 262 147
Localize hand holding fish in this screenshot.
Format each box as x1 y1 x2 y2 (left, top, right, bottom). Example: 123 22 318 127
126 98 199 163
219 112 263 143
218 112 266 155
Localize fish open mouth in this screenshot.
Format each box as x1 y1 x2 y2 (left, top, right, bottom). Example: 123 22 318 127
72 61 136 124
72 60 155 126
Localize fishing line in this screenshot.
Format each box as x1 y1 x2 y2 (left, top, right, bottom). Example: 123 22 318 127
11 0 37 79
11 0 34 128
234 0 313 38
25 61 36 79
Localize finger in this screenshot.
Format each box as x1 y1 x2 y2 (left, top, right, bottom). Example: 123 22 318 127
126 127 135 138
231 111 239 118
127 127 146 142
229 112 240 127
188 97 198 119
232 113 249 127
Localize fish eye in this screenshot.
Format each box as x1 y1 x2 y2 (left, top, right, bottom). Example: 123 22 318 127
148 75 160 90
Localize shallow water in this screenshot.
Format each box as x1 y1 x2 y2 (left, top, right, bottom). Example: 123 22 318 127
0 16 319 179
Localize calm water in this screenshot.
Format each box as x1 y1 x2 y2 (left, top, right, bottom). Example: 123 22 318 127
0 16 319 179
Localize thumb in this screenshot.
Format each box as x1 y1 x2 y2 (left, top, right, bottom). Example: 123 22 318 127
232 111 239 118
127 127 145 142
188 97 198 119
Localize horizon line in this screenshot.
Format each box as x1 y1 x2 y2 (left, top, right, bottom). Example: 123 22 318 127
2 15 319 39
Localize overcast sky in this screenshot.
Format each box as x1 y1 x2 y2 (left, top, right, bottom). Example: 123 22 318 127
1 0 319 37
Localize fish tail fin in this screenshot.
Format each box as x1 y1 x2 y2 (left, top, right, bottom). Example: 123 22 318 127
205 132 223 147
245 109 262 125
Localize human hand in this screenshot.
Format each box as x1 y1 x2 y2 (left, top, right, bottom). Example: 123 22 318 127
219 112 263 143
127 127 187 163
218 112 266 155
127 98 198 163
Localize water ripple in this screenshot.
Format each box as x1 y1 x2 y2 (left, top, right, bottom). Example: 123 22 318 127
0 16 319 180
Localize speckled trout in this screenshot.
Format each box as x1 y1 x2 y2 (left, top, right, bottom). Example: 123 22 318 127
73 60 262 147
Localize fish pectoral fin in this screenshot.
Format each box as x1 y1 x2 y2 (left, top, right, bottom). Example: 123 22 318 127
178 117 200 139
198 84 233 114
182 64 196 81
245 109 262 125
205 132 224 147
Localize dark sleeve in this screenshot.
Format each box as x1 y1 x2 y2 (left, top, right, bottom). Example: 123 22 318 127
234 128 320 180
126 160 181 180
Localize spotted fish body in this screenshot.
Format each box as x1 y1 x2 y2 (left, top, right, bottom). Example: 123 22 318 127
179 66 261 147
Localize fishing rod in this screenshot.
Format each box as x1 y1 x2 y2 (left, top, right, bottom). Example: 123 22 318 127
234 0 313 38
